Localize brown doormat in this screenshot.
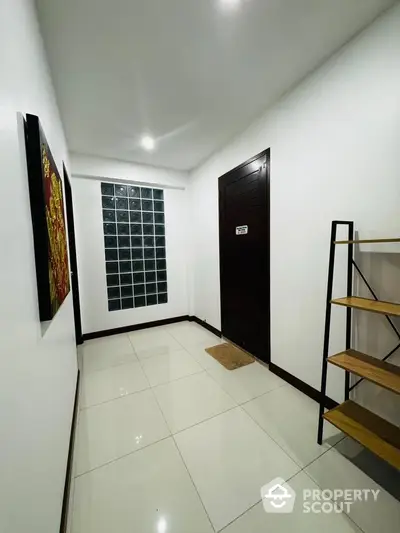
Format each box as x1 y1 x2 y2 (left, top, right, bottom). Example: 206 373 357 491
205 343 255 370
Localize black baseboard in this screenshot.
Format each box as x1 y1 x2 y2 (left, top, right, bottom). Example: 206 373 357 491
82 315 190 341
82 315 222 342
269 362 338 410
189 316 222 338
60 370 80 533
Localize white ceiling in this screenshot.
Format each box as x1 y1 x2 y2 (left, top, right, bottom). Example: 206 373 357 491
37 0 395 171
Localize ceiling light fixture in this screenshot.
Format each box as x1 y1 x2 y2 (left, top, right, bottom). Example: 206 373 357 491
219 0 242 10
157 517 167 533
140 135 155 151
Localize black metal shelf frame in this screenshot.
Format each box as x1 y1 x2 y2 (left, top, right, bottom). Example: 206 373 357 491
317 220 400 445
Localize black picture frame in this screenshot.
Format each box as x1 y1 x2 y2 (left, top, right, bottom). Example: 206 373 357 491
24 114 70 321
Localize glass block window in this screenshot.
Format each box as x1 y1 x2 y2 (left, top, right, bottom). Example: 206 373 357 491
101 182 168 312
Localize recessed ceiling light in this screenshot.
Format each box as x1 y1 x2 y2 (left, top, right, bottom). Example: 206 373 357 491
219 0 241 10
157 517 167 533
140 135 155 151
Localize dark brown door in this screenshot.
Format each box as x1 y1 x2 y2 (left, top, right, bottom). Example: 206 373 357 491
219 149 270 362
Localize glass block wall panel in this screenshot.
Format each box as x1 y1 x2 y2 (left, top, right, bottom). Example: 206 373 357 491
101 182 168 311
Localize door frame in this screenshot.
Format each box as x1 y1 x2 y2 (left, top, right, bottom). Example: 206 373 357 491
63 165 83 345
218 148 271 363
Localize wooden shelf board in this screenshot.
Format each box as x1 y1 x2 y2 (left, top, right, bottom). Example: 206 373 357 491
331 296 400 317
328 350 400 395
335 238 400 244
323 401 400 470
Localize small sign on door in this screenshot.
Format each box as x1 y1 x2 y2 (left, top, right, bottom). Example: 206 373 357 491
236 225 248 235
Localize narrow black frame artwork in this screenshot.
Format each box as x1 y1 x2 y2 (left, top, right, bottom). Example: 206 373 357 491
24 114 70 321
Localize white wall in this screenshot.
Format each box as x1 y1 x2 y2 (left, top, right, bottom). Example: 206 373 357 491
0 1 78 532
189 3 400 405
71 152 188 189
71 156 190 334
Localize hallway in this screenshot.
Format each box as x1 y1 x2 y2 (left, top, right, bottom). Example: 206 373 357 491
69 321 399 532
3 1 400 532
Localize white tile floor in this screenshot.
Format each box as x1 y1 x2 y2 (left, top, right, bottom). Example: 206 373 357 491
70 321 400 533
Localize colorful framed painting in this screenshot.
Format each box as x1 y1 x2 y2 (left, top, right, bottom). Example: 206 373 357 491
25 114 70 321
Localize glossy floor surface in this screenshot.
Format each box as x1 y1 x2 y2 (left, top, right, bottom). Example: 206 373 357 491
69 321 400 532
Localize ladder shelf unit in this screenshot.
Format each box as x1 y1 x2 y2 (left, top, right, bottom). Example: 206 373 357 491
317 221 400 471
